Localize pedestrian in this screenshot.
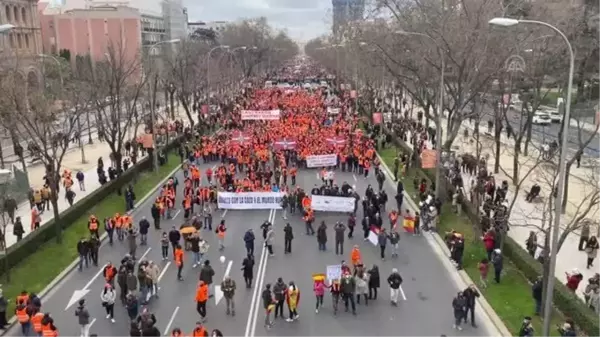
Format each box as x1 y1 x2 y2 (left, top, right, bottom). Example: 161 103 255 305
285 281 300 322
216 220 226 250
579 222 590 251
452 292 467 331
191 322 208 337
13 217 24 242
138 217 150 245
210 329 223 337
329 279 341 315
463 285 479 328
129 322 141 337
334 221 346 255
354 265 368 305
265 224 275 256
491 249 503 283
100 284 116 323
317 221 327 251
169 226 181 257
244 229 255 256
387 268 403 306
74 299 91 337
77 237 89 271
313 276 325 313
531 277 543 315
585 236 599 268
367 265 380 300
273 277 286 319
340 272 356 315
15 298 30 336
518 316 534 337
199 260 215 297
174 244 184 281
0 289 7 329
477 258 489 288
195 281 209 321
160 232 169 260
76 170 85 191
190 232 201 268
127 229 138 259
221 276 236 316
242 254 254 288
262 284 275 329
388 230 400 257
378 228 388 260
284 223 293 254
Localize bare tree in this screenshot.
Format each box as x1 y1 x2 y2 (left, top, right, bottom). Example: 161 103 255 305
0 55 88 243
86 42 146 172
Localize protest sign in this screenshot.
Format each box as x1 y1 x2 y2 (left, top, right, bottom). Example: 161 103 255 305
306 154 337 168
326 265 342 281
327 107 340 114
217 192 283 210
240 110 281 121
311 195 354 212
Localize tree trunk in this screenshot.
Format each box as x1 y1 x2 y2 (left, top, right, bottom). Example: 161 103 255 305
512 144 520 185
0 144 5 169
169 91 175 120
524 115 533 156
561 161 572 213
49 170 62 243
493 105 502 174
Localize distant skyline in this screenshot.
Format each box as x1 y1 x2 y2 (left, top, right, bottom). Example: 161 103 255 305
184 0 332 42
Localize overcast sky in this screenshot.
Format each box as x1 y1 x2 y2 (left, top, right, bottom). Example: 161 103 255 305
184 0 332 43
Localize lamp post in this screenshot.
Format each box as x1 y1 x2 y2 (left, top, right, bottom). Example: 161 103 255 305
206 45 230 97
489 17 575 337
145 39 181 172
395 30 445 199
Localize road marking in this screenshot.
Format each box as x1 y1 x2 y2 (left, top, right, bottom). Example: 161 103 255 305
139 247 152 261
65 264 108 310
399 285 407 301
163 306 179 336
244 210 271 337
157 262 171 283
353 174 357 181
221 209 228 218
172 210 181 220
87 318 97 335
84 264 107 291
249 209 276 337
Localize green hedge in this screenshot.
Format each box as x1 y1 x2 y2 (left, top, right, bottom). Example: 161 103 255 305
0 136 185 275
384 128 600 335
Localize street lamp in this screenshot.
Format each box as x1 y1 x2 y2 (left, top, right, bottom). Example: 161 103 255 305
489 17 575 337
206 45 230 95
144 39 181 172
395 30 445 200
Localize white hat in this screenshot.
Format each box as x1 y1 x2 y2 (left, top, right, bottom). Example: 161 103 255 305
494 248 501 253
572 268 580 274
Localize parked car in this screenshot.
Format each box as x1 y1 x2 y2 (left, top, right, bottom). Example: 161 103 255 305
532 111 552 125
545 108 564 123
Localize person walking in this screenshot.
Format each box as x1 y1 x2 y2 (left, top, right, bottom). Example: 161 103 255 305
283 223 293 254
334 222 346 255
195 281 209 322
174 244 184 281
491 249 503 283
387 268 403 306
244 229 255 256
313 277 325 313
585 236 599 269
378 228 388 260
199 260 215 298
265 225 275 257
317 221 327 251
285 282 300 322
242 254 254 288
262 284 275 329
463 285 479 328
221 276 236 316
367 265 380 300
340 272 356 315
273 277 286 319
452 292 467 331
100 284 116 323
74 299 91 337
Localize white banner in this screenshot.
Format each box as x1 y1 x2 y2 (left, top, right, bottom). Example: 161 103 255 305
310 195 355 212
327 107 340 115
306 154 337 168
218 192 283 210
240 110 281 121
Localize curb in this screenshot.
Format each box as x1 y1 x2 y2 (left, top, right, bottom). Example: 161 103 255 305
376 150 512 337
1 156 184 335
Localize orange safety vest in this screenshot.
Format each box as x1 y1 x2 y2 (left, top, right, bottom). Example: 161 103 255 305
217 227 225 239
16 307 29 323
31 312 44 332
192 327 207 337
42 326 57 337
174 249 183 266
195 284 208 302
16 294 28 305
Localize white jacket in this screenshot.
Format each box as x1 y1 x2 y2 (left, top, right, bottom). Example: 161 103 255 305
100 289 116 304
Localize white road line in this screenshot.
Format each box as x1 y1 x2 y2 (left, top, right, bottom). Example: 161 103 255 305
83 264 108 291
172 210 181 220
221 209 228 218
399 285 407 301
157 262 171 283
139 247 152 261
244 210 271 337
353 174 357 181
87 318 97 335
163 306 179 336
224 260 233 279
249 209 276 337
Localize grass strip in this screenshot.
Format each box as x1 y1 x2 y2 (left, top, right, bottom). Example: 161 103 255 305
379 146 564 336
0 153 181 316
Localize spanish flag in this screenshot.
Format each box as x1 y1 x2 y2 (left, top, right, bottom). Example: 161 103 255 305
403 215 415 233
312 273 326 282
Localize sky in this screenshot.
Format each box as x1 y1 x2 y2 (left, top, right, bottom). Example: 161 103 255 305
184 0 333 43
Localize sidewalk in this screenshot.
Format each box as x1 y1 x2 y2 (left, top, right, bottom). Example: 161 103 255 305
3 106 196 250
399 109 599 300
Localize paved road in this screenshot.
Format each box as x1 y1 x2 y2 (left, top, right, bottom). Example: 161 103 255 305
6 157 503 336
474 106 598 156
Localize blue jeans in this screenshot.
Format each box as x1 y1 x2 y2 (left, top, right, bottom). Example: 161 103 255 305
78 254 88 270
139 286 148 303
318 242 326 251
193 252 202 265
20 322 30 336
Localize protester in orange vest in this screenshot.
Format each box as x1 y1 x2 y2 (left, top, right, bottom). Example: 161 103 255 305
174 244 184 281
216 220 226 251
31 310 45 336
16 291 29 306
195 282 209 322
88 215 99 239
191 322 208 337
41 314 58 337
103 262 117 286
15 298 31 336
171 328 183 337
350 245 362 269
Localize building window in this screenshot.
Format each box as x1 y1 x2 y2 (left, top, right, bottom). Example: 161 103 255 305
16 34 21 48
9 33 14 48
24 34 29 48
13 7 18 23
5 6 10 22
21 7 26 24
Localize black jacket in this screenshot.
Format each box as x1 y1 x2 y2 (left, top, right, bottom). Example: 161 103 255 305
262 289 273 309
387 272 403 289
463 287 479 307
